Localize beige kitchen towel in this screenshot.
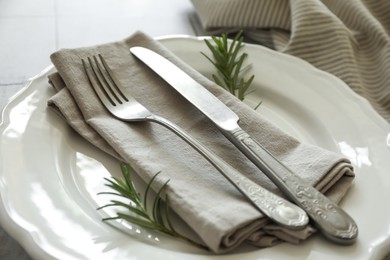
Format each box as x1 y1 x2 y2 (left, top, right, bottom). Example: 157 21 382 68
190 0 390 123
47 31 354 253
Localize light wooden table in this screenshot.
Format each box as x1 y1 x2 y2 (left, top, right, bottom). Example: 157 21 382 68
0 0 195 258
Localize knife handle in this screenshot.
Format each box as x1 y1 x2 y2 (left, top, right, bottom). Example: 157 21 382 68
227 128 358 244
152 115 308 229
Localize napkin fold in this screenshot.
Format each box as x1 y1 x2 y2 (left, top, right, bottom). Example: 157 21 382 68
47 31 354 253
190 0 390 123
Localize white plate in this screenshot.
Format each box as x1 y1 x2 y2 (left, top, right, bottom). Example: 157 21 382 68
1 36 390 259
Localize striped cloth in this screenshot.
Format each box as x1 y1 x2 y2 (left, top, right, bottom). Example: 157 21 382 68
190 0 390 123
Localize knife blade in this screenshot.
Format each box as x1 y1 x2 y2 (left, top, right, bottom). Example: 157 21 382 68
130 46 358 244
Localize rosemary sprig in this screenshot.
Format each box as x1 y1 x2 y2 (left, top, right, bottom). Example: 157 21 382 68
97 162 204 248
202 31 258 106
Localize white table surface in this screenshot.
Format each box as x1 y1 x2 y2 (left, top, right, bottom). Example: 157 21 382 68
0 0 195 258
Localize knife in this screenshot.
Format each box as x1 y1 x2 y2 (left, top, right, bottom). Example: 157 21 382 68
130 46 358 244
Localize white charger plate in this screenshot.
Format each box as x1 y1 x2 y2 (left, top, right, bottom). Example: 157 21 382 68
1 36 390 259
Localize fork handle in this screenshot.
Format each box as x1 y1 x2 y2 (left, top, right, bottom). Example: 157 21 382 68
148 115 309 229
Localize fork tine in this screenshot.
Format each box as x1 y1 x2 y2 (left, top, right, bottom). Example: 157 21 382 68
91 56 122 106
98 54 129 102
82 57 116 107
83 54 130 108
93 56 125 105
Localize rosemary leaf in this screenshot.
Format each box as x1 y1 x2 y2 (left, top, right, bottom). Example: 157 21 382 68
107 199 149 219
153 180 170 226
143 171 161 211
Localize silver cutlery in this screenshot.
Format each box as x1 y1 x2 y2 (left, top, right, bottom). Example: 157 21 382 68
82 54 309 229
130 46 358 244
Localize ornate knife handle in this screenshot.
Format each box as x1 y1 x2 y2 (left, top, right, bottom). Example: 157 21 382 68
152 115 308 229
228 128 358 244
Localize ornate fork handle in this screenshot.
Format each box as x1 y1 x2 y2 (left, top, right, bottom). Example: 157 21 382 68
147 114 309 229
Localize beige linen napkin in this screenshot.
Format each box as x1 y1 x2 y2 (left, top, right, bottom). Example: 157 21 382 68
190 0 390 123
47 31 354 253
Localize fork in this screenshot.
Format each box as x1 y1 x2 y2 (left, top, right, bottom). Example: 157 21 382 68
82 54 309 229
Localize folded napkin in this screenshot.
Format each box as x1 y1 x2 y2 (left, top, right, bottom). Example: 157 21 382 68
190 0 390 123
47 31 354 253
